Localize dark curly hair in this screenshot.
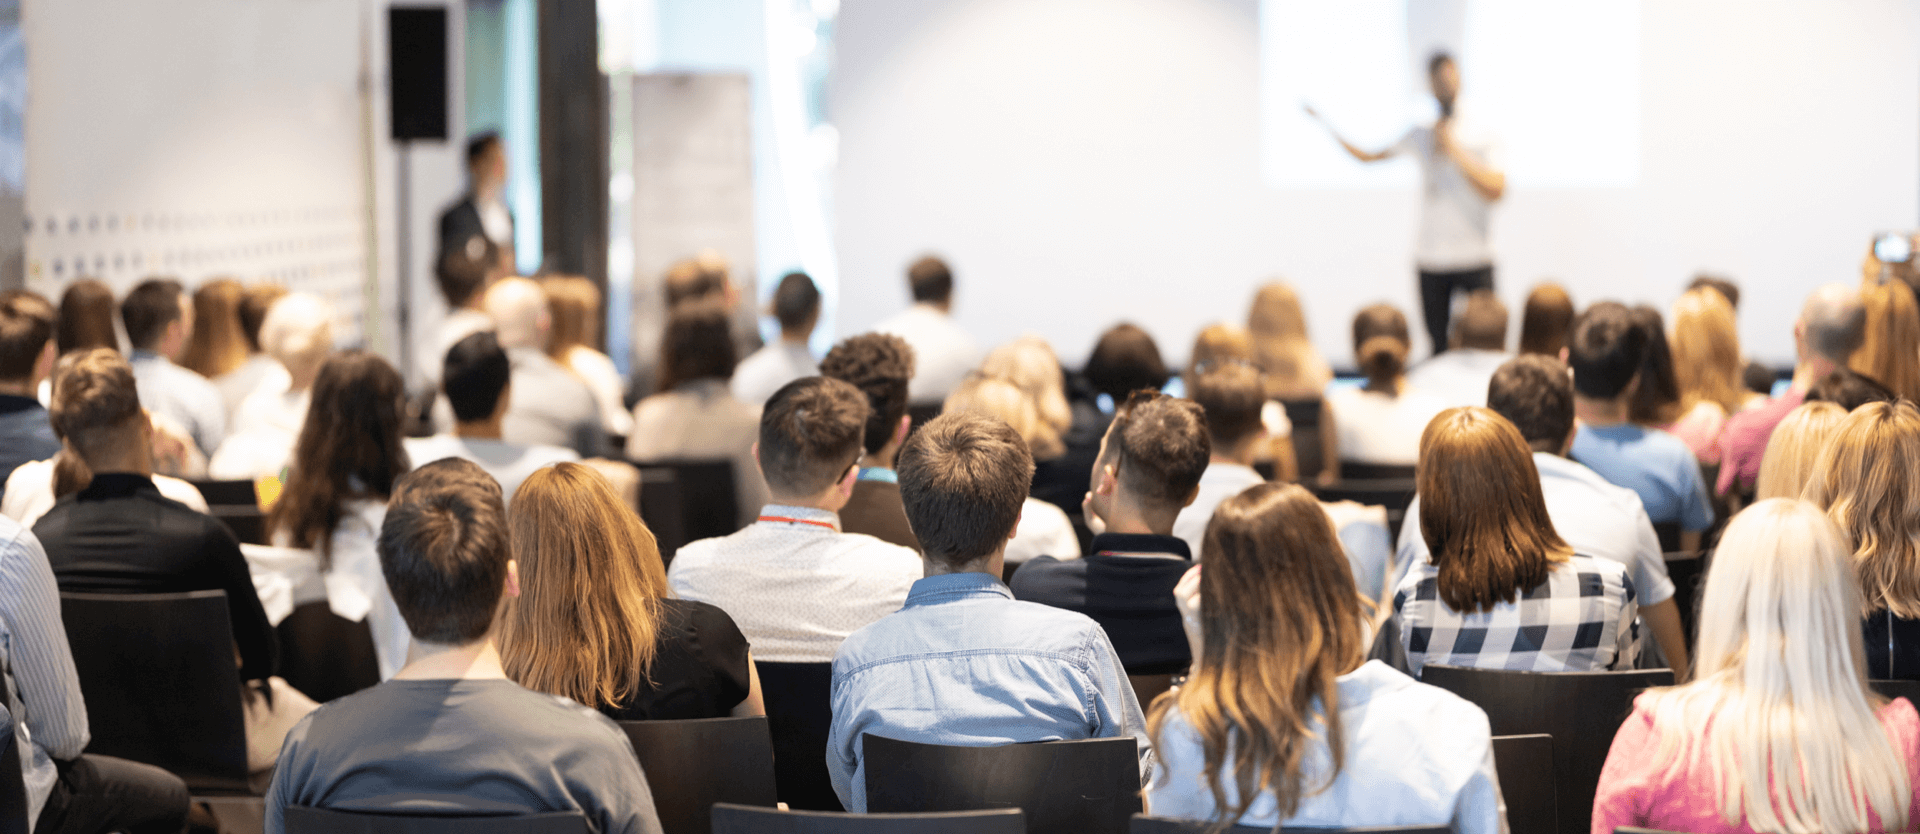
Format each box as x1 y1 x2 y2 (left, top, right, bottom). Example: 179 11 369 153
819 333 915 455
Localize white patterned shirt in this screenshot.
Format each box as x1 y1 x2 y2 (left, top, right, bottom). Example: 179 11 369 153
666 504 923 663
1393 553 1637 677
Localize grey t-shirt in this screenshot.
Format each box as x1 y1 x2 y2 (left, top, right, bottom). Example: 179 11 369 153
265 678 662 834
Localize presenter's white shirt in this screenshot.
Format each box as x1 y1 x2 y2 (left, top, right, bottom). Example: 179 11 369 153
1393 113 1501 271
873 303 982 405
1326 385 1447 467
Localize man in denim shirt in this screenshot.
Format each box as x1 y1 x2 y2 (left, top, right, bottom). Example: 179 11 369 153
828 412 1152 811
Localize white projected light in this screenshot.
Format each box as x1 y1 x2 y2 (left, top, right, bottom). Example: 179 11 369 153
1262 0 1641 190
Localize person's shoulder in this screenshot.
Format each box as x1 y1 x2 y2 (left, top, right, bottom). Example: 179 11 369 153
1008 555 1083 594
1361 662 1490 729
522 442 581 465
1562 553 1633 589
1876 695 1920 753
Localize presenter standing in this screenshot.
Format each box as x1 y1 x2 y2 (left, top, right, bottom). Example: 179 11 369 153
1309 52 1506 356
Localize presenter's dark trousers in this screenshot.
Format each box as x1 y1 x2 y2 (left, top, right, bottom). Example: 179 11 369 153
1418 265 1494 356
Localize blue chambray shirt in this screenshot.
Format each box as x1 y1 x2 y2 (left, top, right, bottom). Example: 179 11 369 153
827 572 1154 811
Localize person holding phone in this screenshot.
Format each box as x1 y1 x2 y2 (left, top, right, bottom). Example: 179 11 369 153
1308 52 1506 358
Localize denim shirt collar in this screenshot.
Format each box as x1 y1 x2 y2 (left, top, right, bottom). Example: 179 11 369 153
903 572 1011 608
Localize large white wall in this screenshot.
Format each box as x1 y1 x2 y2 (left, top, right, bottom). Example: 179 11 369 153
833 0 1920 367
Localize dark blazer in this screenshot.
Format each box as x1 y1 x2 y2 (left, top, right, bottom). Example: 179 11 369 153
1009 532 1192 675
438 196 484 257
839 479 920 552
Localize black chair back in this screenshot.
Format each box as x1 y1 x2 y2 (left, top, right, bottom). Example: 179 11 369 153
1420 666 1672 834
863 734 1141 834
1663 551 1709 647
0 719 25 834
1129 815 1449 833
276 600 382 703
712 803 1025 834
753 661 841 811
1279 397 1325 481
620 717 779 834
1871 679 1920 705
637 466 692 561
1337 461 1417 481
634 459 739 557
189 479 258 506
1492 734 1556 834
59 590 251 792
212 506 269 546
282 807 588 833
1306 479 1418 541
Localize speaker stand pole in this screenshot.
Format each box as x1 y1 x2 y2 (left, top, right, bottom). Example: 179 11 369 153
395 139 413 386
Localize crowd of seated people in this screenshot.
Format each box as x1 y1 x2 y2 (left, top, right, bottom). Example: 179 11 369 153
10 249 1920 834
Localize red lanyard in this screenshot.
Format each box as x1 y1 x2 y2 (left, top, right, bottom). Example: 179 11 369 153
758 515 837 531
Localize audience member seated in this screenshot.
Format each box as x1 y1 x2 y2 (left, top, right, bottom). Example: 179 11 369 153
1665 288 1746 465
1517 281 1574 357
874 255 980 407
1397 356 1690 676
1147 483 1500 834
268 351 416 679
995 335 1105 526
483 277 608 458
1567 302 1713 550
665 376 921 662
818 332 919 550
1805 401 1920 681
941 377 1080 566
0 511 191 834
540 274 634 438
1172 364 1268 560
1248 282 1332 480
264 458 663 834
1012 391 1207 675
1753 401 1846 501
0 290 60 488
1177 325 1296 482
222 283 290 418
1083 323 1171 414
55 279 117 357
209 292 334 480
408 332 577 506
1850 279 1920 403
1689 274 1777 406
1627 305 1686 429
1392 406 1638 675
734 272 821 407
662 250 761 364
828 411 1150 812
1405 290 1509 408
1324 304 1445 473
180 279 249 410
422 233 504 387
499 463 761 720
1593 499 1920 834
33 348 310 772
121 279 225 457
1718 283 1863 495
627 302 768 528
1808 366 1898 411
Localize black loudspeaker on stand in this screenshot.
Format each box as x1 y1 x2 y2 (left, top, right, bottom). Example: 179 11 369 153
388 6 448 382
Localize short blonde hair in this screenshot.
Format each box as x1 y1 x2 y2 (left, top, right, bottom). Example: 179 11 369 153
1805 400 1920 617
943 376 1064 460
1754 401 1846 501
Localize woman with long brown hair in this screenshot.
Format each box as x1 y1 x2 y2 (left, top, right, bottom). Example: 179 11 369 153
540 274 633 437
1516 282 1574 357
498 461 763 719
55 279 117 356
1393 407 1637 674
1147 482 1500 833
1246 281 1331 399
180 278 249 380
1805 401 1920 681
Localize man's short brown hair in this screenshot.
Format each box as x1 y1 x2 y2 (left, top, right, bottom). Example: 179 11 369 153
819 333 915 455
0 290 56 381
659 301 738 392
1105 391 1210 508
1488 355 1574 453
1452 290 1509 351
908 256 953 304
378 458 510 645
120 278 184 350
48 348 143 461
759 376 870 496
1189 363 1265 448
898 412 1033 567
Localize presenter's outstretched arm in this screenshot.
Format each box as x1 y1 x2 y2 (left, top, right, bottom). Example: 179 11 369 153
1435 118 1505 201
1304 104 1391 163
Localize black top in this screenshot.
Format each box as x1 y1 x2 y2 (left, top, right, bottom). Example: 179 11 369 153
839 480 920 552
602 599 753 721
1865 610 1920 681
35 473 277 681
1008 532 1192 675
1030 401 1108 520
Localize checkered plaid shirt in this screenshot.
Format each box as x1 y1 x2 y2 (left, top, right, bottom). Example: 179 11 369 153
1392 553 1638 677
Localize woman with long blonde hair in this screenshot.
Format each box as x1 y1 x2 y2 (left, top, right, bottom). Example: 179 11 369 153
498 461 763 719
1850 281 1920 403
1246 282 1331 399
1753 401 1846 501
1666 288 1746 464
1593 499 1920 834
1147 483 1500 833
1805 401 1920 681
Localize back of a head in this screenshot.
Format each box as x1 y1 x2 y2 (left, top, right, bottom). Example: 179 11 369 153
1670 288 1744 413
1801 283 1867 365
498 462 667 708
539 275 602 356
1754 401 1848 501
1566 302 1647 400
1247 280 1328 395
257 292 336 369
819 333 914 455
239 284 288 354
1806 367 1897 412
907 255 953 305
1187 324 1254 377
658 301 739 391
758 376 870 497
120 278 184 351
379 458 509 645
1417 406 1570 613
444 331 512 423
664 253 731 308
57 280 119 355
980 336 1071 435
1486 355 1573 453
49 348 143 464
275 351 411 555
1451 291 1508 351
1351 304 1410 389
1106 391 1210 512
180 279 248 378
1084 323 1169 402
896 411 1033 568
1805 400 1920 618
0 290 56 383
772 272 821 333
1848 281 1920 402
1687 274 1741 311
483 277 548 351
1627 305 1681 424
437 235 500 310
1517 283 1574 357
1189 363 1266 451
943 375 1063 460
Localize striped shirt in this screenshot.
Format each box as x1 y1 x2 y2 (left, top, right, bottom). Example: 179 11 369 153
1393 553 1638 676
0 514 88 829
